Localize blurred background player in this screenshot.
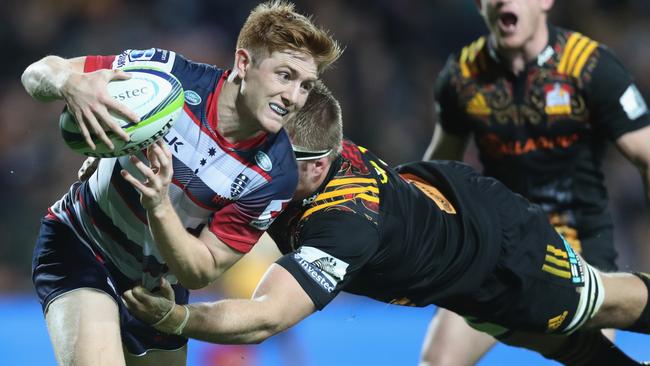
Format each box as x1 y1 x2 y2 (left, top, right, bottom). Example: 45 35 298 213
22 1 341 365
421 0 650 365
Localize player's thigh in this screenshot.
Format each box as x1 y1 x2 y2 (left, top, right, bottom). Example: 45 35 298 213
124 344 187 366
420 308 496 366
46 288 125 366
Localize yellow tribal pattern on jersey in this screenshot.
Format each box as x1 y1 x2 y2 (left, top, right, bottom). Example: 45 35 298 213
301 177 380 220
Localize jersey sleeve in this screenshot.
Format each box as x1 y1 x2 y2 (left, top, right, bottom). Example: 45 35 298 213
275 212 380 310
585 46 650 140
209 169 298 254
84 48 178 73
434 55 471 136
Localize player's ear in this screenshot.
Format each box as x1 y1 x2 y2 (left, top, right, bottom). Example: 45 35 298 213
312 157 330 176
234 49 253 78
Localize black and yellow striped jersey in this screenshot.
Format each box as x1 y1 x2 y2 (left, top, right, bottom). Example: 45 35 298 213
268 140 542 312
435 25 650 243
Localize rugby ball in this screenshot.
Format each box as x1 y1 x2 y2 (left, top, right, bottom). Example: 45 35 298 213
59 67 184 157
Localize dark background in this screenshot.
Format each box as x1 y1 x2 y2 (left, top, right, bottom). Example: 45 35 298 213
2 0 650 292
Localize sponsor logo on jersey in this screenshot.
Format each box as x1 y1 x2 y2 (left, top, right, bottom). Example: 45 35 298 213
545 83 572 115
466 92 491 115
620 84 648 120
537 45 555 66
129 48 156 61
293 246 349 293
249 199 287 230
230 173 250 199
302 192 318 207
255 151 273 172
547 310 569 332
184 90 202 106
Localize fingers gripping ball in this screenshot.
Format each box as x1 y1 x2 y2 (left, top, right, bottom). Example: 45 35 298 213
60 67 184 157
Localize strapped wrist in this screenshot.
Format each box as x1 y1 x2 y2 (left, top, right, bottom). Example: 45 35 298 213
172 305 191 335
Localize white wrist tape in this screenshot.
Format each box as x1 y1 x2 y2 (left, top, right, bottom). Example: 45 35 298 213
172 305 191 335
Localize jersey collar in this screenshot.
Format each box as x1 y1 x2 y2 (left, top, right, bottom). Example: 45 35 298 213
486 22 558 70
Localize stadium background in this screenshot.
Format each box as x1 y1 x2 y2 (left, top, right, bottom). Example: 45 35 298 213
2 0 650 364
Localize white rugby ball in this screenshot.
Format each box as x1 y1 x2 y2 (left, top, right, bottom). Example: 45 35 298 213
60 67 184 157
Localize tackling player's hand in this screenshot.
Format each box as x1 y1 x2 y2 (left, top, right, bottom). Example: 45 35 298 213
121 140 173 212
61 68 140 150
123 277 178 332
78 157 100 181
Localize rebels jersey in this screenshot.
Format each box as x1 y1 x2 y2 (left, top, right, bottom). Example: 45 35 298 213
435 26 650 241
49 48 298 287
269 140 517 310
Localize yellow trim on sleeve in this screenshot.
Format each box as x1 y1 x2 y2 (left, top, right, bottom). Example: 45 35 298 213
557 33 582 74
570 40 598 78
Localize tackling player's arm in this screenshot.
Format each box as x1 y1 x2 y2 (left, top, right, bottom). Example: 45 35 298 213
423 56 471 161
124 263 316 344
21 55 139 149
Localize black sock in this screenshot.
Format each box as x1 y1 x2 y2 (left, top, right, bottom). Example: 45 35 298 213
625 272 650 334
543 331 640 365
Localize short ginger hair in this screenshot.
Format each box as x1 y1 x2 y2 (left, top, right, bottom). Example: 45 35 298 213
236 1 342 73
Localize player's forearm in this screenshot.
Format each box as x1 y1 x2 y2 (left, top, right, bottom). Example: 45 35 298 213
155 298 281 344
182 299 281 344
22 56 77 102
147 201 219 289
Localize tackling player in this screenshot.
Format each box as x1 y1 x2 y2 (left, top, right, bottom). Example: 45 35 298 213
22 2 341 365
422 1 650 364
124 83 650 365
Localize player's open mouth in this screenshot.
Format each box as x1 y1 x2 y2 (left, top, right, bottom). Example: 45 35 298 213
498 12 518 33
270 103 288 117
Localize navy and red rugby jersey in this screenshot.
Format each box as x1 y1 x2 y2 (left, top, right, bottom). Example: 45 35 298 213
48 48 298 288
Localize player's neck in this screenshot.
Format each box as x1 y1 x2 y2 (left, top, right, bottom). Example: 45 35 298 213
495 22 549 76
217 75 264 143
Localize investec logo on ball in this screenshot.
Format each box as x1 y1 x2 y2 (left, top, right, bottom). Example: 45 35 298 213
108 77 160 113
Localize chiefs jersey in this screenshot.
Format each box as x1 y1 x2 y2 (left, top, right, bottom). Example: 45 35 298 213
435 25 650 242
48 48 298 288
248 141 595 334
269 140 517 310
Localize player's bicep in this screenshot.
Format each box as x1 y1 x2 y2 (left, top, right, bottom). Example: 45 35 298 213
276 213 379 309
198 224 245 276
251 263 316 330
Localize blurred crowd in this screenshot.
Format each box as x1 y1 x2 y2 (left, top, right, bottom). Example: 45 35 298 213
2 0 650 292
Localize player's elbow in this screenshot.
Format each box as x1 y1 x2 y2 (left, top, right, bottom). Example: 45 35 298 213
176 270 215 290
22 56 63 101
